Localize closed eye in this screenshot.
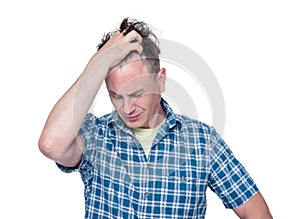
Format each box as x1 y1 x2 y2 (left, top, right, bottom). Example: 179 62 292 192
128 90 145 98
108 91 123 99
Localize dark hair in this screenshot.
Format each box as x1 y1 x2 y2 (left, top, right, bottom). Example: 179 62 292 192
97 18 161 73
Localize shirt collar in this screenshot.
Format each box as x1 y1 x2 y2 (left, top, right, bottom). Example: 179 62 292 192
106 97 182 132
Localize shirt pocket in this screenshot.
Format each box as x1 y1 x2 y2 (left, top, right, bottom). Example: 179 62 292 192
168 167 199 181
163 168 207 209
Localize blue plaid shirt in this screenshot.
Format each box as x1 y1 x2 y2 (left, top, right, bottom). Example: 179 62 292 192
58 98 258 218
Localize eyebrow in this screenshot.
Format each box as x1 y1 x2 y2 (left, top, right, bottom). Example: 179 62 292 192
108 90 121 97
127 89 145 96
108 89 145 97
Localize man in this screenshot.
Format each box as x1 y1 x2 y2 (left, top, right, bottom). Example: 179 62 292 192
39 18 272 218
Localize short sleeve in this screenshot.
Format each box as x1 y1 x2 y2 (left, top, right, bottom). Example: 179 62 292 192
208 127 259 209
56 113 98 173
78 113 99 149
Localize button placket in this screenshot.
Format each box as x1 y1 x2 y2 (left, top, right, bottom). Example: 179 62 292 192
144 161 151 199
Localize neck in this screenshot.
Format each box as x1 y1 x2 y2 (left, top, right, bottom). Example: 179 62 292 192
145 107 165 129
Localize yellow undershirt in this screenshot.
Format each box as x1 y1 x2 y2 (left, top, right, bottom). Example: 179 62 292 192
133 120 165 159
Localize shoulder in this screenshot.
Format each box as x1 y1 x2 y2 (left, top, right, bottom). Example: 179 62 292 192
79 112 115 140
83 112 114 127
175 114 212 134
173 114 227 150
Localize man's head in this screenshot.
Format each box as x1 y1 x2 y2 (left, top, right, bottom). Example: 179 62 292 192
97 17 161 74
99 18 166 129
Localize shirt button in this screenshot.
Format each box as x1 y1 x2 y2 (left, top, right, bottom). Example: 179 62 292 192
147 163 150 168
145 192 149 197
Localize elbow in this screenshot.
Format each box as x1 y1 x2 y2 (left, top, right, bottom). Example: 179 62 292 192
38 134 82 168
38 134 63 161
38 135 55 158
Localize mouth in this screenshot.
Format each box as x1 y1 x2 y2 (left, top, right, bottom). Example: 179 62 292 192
127 113 141 122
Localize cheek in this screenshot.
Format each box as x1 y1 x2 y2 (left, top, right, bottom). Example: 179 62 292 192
135 95 160 109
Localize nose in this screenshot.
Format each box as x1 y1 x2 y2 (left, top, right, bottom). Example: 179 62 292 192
122 97 135 115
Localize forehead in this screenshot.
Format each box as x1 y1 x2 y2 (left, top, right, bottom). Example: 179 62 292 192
106 59 154 92
107 59 149 85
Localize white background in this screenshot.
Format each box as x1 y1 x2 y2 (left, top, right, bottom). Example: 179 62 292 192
1 0 299 218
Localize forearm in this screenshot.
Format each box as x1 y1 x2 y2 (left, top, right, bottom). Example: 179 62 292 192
39 29 143 161
39 56 109 160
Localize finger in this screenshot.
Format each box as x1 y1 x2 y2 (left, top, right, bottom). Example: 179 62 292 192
124 30 142 43
129 42 143 54
112 29 124 39
117 41 143 58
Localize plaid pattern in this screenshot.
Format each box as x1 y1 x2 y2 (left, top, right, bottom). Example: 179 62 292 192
57 98 258 219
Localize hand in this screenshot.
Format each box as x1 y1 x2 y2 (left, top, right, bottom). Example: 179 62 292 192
86 29 143 74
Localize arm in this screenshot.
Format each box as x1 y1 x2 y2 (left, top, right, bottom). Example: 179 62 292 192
38 30 142 167
233 192 273 219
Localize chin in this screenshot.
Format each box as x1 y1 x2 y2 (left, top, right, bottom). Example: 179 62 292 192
125 120 148 129
126 122 144 129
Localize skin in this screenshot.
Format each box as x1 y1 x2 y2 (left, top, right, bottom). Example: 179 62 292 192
233 192 273 218
38 28 272 219
38 30 143 167
106 56 166 129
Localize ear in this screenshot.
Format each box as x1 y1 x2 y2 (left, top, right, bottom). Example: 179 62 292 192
157 68 166 93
